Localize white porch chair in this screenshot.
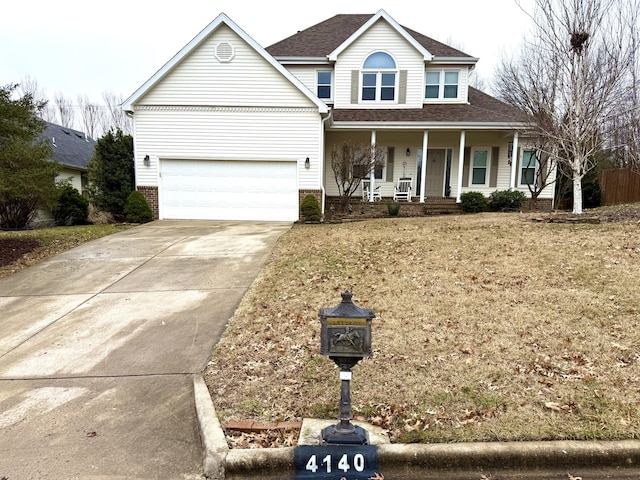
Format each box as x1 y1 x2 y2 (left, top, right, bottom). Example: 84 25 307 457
393 177 412 202
362 179 382 201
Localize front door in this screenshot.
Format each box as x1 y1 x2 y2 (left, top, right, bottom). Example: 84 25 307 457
417 149 446 197
426 149 446 196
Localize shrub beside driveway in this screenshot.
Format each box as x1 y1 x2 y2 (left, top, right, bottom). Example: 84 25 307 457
206 206 640 445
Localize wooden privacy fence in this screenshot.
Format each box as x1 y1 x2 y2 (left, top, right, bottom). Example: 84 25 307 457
599 168 640 205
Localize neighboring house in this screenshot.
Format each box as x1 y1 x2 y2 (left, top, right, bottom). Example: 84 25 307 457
44 121 95 194
30 122 94 227
123 10 551 222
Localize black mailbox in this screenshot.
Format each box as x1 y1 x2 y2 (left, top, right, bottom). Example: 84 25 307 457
319 291 374 360
318 291 375 445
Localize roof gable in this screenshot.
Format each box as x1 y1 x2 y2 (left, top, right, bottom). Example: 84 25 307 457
328 9 432 61
122 13 328 113
266 12 475 61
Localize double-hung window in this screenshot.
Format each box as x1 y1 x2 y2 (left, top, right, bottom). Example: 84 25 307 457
471 149 489 185
351 148 387 180
425 69 460 100
317 71 332 100
520 150 537 186
361 52 397 102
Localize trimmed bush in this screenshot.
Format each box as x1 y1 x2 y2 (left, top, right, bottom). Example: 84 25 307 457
53 183 89 226
124 190 153 223
460 191 488 213
489 189 527 211
300 194 321 222
388 202 400 216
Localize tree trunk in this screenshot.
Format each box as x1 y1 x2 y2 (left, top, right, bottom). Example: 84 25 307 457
572 171 583 214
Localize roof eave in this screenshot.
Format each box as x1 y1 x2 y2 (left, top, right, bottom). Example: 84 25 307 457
430 56 479 65
327 121 532 131
273 56 332 65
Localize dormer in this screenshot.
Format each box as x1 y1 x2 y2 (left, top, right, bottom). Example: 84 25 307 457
267 10 478 109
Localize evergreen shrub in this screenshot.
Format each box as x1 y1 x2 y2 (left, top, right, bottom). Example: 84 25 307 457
460 191 488 213
53 183 89 226
489 189 526 211
124 190 153 223
300 194 322 222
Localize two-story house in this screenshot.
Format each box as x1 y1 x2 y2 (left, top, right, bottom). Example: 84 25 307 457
123 10 550 222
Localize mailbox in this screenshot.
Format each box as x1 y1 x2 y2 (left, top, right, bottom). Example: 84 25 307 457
319 291 375 445
319 291 374 360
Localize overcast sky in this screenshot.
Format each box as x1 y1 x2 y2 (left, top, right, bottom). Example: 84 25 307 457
1 0 534 104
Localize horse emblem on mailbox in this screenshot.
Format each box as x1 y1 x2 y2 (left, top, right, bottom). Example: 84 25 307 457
320 291 374 359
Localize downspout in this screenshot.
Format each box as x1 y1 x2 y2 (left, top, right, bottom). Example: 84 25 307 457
320 108 333 219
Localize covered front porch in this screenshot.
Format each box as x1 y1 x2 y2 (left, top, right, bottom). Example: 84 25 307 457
322 128 525 205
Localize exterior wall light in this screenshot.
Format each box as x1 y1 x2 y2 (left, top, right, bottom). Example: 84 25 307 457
305 157 310 169
406 148 410 156
143 155 150 167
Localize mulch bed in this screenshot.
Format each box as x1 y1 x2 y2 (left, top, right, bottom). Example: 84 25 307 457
0 238 41 267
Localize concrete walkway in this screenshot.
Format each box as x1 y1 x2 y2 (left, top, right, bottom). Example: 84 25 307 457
0 220 290 479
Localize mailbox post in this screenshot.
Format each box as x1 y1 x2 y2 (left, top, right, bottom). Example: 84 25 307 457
319 291 375 445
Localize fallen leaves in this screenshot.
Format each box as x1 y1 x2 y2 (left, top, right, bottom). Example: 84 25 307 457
544 402 577 413
205 211 640 446
225 428 299 449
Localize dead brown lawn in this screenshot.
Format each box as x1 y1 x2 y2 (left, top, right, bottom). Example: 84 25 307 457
204 208 640 444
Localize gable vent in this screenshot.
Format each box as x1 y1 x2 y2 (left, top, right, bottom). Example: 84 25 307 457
215 42 234 62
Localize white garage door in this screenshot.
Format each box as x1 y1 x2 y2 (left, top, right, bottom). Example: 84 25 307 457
160 160 298 221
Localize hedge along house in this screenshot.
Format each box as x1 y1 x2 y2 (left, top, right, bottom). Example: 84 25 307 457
123 10 551 222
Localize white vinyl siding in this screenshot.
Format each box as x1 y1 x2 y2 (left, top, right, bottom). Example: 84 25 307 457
283 66 318 91
133 107 321 190
333 19 425 109
138 25 315 108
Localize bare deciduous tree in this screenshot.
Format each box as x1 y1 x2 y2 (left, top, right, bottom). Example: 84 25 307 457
53 91 75 128
495 0 639 213
330 140 386 212
102 91 132 135
77 94 104 140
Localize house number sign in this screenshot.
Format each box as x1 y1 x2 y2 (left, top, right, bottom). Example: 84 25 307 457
294 445 379 479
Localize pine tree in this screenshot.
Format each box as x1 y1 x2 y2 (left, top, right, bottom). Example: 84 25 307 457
87 128 134 216
0 84 58 229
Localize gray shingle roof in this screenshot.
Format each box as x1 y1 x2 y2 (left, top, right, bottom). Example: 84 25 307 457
331 88 528 125
266 14 473 59
43 122 95 170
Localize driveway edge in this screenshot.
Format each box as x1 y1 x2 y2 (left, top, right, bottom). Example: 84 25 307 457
194 374 640 478
193 375 228 479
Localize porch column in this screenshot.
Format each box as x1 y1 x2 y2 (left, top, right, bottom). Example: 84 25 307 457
456 130 466 202
420 130 429 202
510 131 519 190
369 130 377 202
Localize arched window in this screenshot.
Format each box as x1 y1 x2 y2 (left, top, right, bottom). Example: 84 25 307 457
362 52 397 101
363 52 396 69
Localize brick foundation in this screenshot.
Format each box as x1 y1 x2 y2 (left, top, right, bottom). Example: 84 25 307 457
138 186 159 220
324 196 461 221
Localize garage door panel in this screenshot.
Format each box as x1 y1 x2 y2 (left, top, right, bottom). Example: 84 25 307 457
161 160 298 221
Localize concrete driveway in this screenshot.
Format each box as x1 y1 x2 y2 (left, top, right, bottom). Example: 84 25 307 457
0 220 290 479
